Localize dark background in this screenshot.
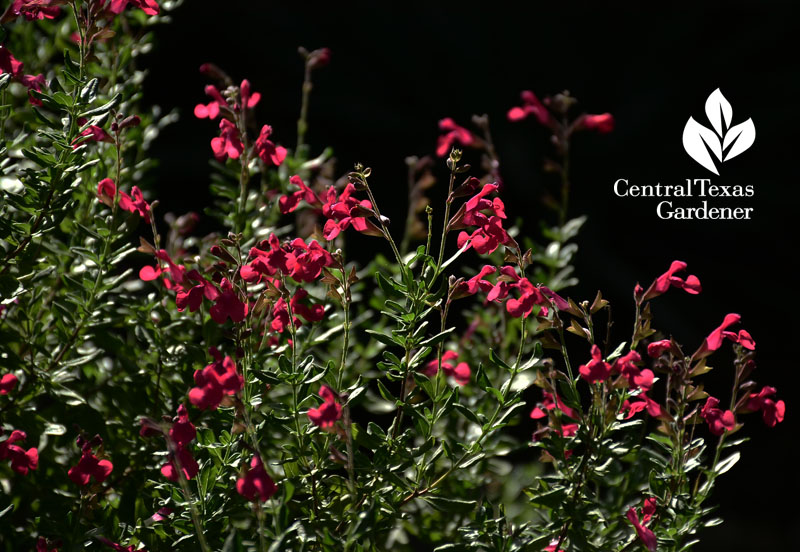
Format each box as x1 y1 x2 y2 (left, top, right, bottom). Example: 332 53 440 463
144 2 799 549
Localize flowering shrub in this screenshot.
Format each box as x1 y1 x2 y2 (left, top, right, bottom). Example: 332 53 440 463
0 3 785 551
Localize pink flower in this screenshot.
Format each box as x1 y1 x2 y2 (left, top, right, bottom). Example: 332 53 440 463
0 429 38 475
242 234 333 284
507 90 552 126
544 543 565 552
423 350 471 385
68 438 112 486
1 372 18 395
485 266 550 318
321 184 383 240
744 386 786 427
109 0 159 16
700 396 735 436
36 537 60 552
279 175 322 214
188 350 244 410
238 79 261 112
72 117 113 149
622 394 666 420
452 265 496 299
97 536 142 552
209 278 248 324
0 46 46 105
646 339 673 358
307 385 342 428
612 350 653 391
254 125 287 166
194 84 227 119
210 119 243 162
626 499 657 552
692 313 755 361
236 455 277 502
575 113 615 133
436 118 474 157
175 270 219 313
579 345 612 383
270 289 325 333
530 391 579 439
642 260 701 301
95 179 151 222
160 405 199 481
2 0 62 22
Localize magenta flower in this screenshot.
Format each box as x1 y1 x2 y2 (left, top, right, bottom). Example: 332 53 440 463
254 125 287 166
612 350 653 391
270 288 325 334
507 90 552 126
321 183 383 240
188 350 244 410
642 260 701 301
307 385 342 429
0 429 38 475
579 345 612 383
210 119 243 161
72 117 113 149
238 79 261 112
622 394 667 421
452 265 497 299
209 278 248 324
194 84 227 119
36 537 60 552
700 396 735 436
175 270 219 313
436 118 474 157
68 438 113 486
2 0 62 23
530 391 579 439
236 455 278 502
574 113 615 133
95 178 151 222
692 313 755 361
646 339 673 358
160 405 199 481
626 499 658 552
109 0 159 16
744 386 786 427
0 46 46 105
279 175 322 214
1 372 18 395
422 350 471 385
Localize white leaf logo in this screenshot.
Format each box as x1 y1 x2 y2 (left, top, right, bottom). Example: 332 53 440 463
682 88 755 174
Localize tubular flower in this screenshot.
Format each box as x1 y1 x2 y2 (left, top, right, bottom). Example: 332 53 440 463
0 429 38 475
2 0 62 22
744 386 786 427
236 455 278 502
422 350 471 385
209 278 248 324
68 438 112 486
242 234 334 284
188 349 244 410
210 119 243 161
160 405 199 481
36 537 60 552
642 260 701 301
175 270 219 313
612 350 653 391
626 499 658 552
270 288 325 334
254 124 287 166
700 396 736 436
238 79 261 111
452 183 514 256
452 265 497 299
108 0 159 16
1 372 19 394
279 175 322 214
574 113 615 133
647 339 673 358
485 266 550 318
436 117 474 157
579 345 612 383
530 391 579 438
507 90 552 126
321 183 383 240
194 84 227 119
692 313 755 360
72 117 113 148
307 385 342 429
0 46 46 105
622 394 668 421
95 178 151 222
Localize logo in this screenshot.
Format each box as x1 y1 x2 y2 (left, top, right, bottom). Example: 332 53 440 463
682 89 755 175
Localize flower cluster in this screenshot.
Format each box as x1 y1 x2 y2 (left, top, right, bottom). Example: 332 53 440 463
158 405 199 482
307 385 342 429
0 45 45 105
236 455 277 502
0 428 38 475
188 349 244 410
67 436 113 486
422 350 471 385
96 178 151 222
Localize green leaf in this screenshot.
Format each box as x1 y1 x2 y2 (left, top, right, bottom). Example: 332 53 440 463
78 92 121 118
714 451 740 475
